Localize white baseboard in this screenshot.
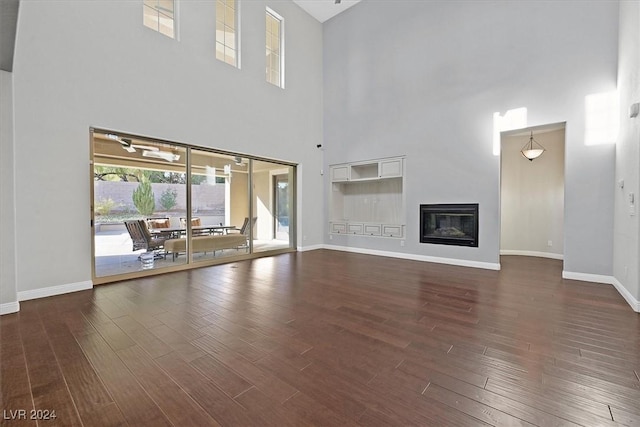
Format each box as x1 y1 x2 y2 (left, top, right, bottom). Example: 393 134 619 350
324 245 501 271
298 244 325 252
501 250 563 260
562 271 639 313
17 280 93 302
562 271 613 285
0 301 20 315
611 277 640 313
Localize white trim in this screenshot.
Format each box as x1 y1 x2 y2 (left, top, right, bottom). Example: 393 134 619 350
298 244 324 252
562 271 613 284
500 250 563 260
324 245 501 271
562 271 639 313
0 301 19 315
611 277 640 313
18 280 93 302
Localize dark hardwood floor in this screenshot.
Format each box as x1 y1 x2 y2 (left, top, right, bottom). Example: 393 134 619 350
1 250 639 426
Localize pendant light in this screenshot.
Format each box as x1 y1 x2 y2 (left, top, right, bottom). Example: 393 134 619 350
520 131 545 161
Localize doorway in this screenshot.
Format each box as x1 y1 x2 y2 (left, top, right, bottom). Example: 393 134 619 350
500 123 566 261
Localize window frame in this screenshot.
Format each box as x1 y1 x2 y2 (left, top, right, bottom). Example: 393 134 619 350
216 0 241 68
143 0 178 39
265 7 285 89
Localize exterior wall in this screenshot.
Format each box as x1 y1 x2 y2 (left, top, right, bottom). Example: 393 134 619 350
12 1 323 294
230 173 249 232
614 0 640 305
323 0 618 274
1 70 18 313
254 170 273 240
94 181 225 216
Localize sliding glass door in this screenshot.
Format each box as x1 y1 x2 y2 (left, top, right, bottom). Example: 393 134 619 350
252 160 295 253
92 132 188 278
187 150 250 263
91 129 296 283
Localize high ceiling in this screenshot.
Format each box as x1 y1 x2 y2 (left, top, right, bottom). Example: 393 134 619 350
292 0 362 23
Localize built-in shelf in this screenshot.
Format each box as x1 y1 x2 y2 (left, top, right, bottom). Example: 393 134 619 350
329 157 405 239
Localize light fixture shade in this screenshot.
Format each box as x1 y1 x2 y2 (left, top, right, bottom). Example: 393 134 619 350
520 132 546 161
521 148 545 160
142 150 180 162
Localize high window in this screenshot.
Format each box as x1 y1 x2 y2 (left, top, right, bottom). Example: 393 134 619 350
265 8 284 88
216 0 239 67
143 0 176 38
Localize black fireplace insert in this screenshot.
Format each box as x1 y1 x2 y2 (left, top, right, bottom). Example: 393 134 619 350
420 203 479 247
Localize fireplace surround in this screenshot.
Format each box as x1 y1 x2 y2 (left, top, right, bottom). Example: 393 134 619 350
420 203 479 247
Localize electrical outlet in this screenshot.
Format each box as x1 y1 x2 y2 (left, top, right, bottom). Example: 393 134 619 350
400 240 405 247
547 240 552 247
303 235 307 241
329 234 333 240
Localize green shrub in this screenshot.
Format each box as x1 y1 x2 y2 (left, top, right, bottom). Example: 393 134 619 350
95 197 120 216
160 187 178 211
132 180 155 216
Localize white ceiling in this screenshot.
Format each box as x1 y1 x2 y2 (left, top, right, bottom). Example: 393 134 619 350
292 0 362 23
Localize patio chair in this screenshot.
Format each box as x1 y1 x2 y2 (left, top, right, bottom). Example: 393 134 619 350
146 217 170 229
227 217 256 248
124 220 167 257
179 217 209 235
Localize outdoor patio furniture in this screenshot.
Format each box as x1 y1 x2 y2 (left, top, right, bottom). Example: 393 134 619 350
227 216 256 248
146 217 170 229
124 220 167 257
179 217 201 227
179 217 210 235
164 234 248 261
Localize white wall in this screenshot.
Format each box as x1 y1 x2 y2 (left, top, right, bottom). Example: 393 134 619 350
1 70 18 313
12 0 323 294
323 0 618 274
614 0 640 305
501 129 565 258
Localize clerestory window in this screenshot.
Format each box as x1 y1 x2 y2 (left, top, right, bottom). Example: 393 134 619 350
265 8 284 88
216 0 239 67
143 0 176 38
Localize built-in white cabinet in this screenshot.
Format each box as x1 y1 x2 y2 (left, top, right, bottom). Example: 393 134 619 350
364 224 382 236
329 157 405 239
331 165 350 182
330 222 347 234
380 158 403 178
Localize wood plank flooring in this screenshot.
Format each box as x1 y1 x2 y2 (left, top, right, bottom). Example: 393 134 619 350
1 251 639 426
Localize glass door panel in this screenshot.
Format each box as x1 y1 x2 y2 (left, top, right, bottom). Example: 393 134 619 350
189 150 250 262
252 160 295 253
92 131 187 277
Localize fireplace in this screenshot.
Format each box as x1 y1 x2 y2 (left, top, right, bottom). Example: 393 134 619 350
420 204 479 247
